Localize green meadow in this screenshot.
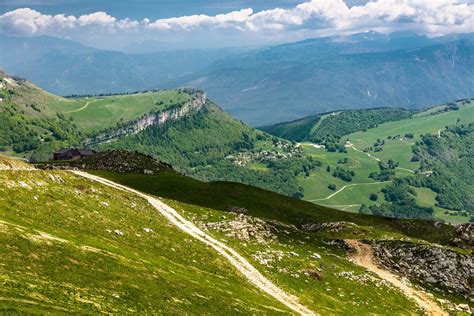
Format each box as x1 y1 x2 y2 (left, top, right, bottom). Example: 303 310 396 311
298 103 474 223
58 91 192 132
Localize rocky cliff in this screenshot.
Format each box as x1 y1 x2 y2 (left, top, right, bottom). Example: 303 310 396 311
85 92 207 146
372 241 473 301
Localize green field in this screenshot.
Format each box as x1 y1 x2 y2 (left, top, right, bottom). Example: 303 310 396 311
346 103 474 169
57 91 192 132
414 187 469 225
299 144 388 210
0 164 290 313
299 103 474 223
5 77 193 133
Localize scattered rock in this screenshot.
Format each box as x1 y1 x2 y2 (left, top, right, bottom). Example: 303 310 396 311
451 223 474 247
302 221 357 233
206 214 277 244
373 241 474 301
113 230 124 236
303 269 323 280
226 206 249 214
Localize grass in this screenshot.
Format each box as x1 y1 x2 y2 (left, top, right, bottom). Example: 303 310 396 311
299 144 390 210
297 103 474 222
89 170 471 313
58 91 192 132
345 103 474 170
5 77 193 133
166 199 423 315
1 152 469 313
0 169 290 314
91 171 457 246
414 187 469 225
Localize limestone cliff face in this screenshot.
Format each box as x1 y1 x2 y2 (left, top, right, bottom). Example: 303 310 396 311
85 92 206 146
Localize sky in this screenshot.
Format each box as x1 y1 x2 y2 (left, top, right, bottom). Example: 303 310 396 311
1 0 473 50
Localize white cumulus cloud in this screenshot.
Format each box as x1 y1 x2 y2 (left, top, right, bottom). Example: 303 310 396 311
0 1 473 40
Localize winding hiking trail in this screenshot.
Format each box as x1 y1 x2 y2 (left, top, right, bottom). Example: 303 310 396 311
345 240 447 316
71 171 315 316
349 144 415 174
64 100 95 114
309 181 392 202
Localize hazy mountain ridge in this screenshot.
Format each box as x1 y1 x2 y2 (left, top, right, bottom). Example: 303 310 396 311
2 32 474 125
185 38 474 125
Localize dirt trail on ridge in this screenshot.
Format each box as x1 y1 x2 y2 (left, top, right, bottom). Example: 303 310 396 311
72 170 315 315
345 239 447 316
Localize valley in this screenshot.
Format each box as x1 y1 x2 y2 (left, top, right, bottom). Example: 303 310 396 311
1 70 473 224
264 101 474 224
1 2 474 314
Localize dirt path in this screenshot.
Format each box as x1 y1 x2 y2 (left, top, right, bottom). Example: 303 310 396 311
64 100 94 114
345 240 447 316
309 181 392 202
71 171 315 315
350 144 415 174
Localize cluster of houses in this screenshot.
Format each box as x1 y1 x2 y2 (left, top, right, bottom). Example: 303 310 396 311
227 146 302 167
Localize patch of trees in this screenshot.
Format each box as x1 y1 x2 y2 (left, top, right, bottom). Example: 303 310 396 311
332 167 355 182
307 108 413 141
359 179 434 219
410 123 474 211
369 160 398 181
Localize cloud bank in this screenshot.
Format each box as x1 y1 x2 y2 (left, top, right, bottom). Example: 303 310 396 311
1 0 473 43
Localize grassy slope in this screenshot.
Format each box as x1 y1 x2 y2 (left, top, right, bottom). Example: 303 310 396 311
0 166 289 314
91 170 472 313
346 103 474 169
1 73 195 160
92 171 455 246
58 91 192 132
5 74 192 130
298 103 474 222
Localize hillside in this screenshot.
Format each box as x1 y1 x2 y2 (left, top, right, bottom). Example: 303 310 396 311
2 71 473 222
182 39 474 125
2 154 472 314
0 72 318 198
261 108 414 143
413 123 474 211
0 156 292 314
263 100 474 223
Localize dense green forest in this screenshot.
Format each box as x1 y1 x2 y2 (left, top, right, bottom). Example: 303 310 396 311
260 115 320 142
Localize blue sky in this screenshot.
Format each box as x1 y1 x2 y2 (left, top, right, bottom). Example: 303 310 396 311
1 0 473 50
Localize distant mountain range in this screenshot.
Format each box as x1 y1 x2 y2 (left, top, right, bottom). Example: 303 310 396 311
181 34 474 125
1 32 474 125
0 34 237 96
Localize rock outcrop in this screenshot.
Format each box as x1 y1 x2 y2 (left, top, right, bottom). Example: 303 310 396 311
84 92 207 146
372 241 474 301
37 150 172 173
451 223 474 247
